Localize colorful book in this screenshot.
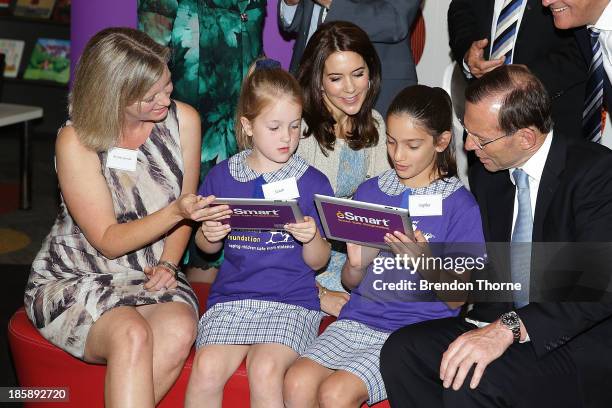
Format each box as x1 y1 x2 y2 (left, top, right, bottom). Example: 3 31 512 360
13 0 57 19
23 38 70 83
0 39 26 78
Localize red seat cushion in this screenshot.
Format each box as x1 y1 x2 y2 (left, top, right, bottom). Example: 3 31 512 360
8 282 388 407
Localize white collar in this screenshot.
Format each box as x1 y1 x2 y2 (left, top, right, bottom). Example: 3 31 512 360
509 131 553 185
590 0 612 31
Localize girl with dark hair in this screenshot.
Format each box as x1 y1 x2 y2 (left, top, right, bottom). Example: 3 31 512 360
284 85 485 407
296 21 390 309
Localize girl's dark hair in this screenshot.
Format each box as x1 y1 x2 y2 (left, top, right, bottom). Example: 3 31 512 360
297 21 382 153
387 85 457 180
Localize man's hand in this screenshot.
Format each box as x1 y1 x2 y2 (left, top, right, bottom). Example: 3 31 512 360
440 320 514 390
464 39 505 78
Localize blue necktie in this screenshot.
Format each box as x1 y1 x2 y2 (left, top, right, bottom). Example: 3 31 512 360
583 28 604 143
491 0 524 64
511 169 532 308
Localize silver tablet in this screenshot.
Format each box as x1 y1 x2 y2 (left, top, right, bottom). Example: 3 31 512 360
314 194 413 249
211 198 304 230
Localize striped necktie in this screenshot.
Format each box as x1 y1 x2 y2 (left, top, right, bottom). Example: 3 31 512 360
511 169 532 308
491 0 524 64
583 28 605 143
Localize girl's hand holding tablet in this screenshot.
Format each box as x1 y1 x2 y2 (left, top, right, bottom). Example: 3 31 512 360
284 216 318 244
384 229 431 260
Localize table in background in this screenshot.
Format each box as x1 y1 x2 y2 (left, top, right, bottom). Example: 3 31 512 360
0 103 44 210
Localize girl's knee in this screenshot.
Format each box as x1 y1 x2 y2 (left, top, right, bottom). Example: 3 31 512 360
190 349 233 392
318 375 366 408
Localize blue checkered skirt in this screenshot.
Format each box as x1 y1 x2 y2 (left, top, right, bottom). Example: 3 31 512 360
196 299 322 355
302 319 391 404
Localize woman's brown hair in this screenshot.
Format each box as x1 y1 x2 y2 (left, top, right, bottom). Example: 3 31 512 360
297 21 382 153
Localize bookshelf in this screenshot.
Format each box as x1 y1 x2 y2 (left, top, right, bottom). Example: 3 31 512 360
0 14 70 134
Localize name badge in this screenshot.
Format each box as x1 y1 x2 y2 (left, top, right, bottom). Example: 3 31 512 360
409 194 443 216
106 147 138 171
262 177 300 200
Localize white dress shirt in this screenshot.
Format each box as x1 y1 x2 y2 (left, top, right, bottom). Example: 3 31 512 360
509 131 553 237
465 131 553 341
463 0 528 78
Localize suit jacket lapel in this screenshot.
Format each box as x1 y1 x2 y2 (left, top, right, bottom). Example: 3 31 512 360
533 133 566 241
487 170 514 242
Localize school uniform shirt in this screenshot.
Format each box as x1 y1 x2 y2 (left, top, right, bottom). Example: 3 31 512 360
198 151 334 311
338 170 486 332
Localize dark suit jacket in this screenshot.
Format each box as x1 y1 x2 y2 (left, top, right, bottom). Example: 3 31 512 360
576 27 612 111
277 0 420 115
448 0 588 140
468 133 612 406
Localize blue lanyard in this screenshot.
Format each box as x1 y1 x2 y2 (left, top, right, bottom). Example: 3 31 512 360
252 175 266 198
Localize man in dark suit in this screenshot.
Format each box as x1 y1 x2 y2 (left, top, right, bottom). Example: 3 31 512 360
449 0 588 140
542 0 612 143
380 65 612 407
277 0 420 114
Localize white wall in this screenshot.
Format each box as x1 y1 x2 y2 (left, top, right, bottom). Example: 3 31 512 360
416 0 453 88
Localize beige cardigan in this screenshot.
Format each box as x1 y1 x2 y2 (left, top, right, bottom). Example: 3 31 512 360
296 110 390 196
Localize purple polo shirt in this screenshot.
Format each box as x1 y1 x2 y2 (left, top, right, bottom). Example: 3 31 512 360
338 172 486 332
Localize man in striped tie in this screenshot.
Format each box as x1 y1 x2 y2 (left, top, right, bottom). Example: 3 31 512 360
449 0 587 141
543 0 612 145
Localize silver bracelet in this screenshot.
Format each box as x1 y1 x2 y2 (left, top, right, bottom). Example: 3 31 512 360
157 260 180 279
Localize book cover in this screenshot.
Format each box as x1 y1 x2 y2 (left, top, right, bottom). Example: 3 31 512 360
14 0 57 19
0 39 26 78
51 0 70 23
23 38 70 83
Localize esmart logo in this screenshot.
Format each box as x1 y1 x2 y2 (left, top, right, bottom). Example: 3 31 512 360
336 211 390 226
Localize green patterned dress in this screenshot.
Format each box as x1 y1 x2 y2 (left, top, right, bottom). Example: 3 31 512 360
138 0 265 179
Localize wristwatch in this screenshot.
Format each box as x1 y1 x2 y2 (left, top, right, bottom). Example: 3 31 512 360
500 311 521 343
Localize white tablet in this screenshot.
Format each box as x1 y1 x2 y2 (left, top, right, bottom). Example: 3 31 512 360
314 195 413 249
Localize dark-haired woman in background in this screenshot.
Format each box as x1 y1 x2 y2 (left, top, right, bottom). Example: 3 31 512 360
296 21 390 314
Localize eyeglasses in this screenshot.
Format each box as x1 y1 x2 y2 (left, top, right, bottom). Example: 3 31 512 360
465 131 510 150
459 120 515 150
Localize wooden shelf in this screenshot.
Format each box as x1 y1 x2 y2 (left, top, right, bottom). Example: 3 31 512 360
0 15 69 27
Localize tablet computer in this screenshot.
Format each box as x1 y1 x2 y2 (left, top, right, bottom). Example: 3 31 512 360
211 198 304 231
314 195 413 249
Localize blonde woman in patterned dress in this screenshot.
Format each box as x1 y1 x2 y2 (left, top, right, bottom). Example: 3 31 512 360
24 28 207 407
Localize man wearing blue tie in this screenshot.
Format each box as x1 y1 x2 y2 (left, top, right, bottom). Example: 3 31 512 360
380 65 612 407
449 0 587 141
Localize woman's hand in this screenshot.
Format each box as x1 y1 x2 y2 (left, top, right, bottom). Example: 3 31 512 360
143 264 178 291
285 216 317 244
384 229 430 258
174 194 232 222
319 288 350 317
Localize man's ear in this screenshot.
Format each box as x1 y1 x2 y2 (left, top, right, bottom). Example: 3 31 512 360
517 127 538 150
240 116 253 137
435 131 452 152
